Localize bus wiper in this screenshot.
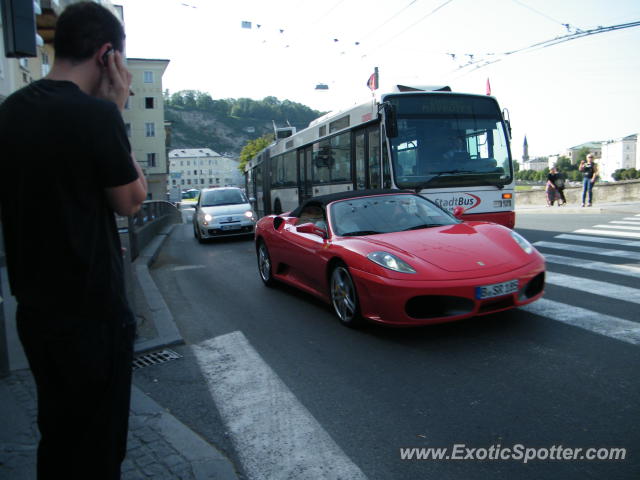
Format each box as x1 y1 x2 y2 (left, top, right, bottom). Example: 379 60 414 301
341 230 382 236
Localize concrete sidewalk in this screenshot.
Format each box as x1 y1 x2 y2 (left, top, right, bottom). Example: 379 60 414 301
516 200 640 215
0 224 240 480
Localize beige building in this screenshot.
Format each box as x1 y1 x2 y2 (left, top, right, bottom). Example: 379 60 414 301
168 148 244 191
0 0 55 102
122 58 170 200
563 142 602 164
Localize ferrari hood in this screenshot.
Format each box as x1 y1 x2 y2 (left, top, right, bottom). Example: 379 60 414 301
362 223 515 273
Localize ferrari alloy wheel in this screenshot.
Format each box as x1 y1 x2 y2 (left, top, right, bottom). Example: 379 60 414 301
257 241 275 286
330 264 362 327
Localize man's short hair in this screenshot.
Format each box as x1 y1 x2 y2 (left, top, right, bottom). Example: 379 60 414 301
54 2 125 61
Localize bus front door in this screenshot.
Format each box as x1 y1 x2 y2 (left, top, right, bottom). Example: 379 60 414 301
299 147 313 203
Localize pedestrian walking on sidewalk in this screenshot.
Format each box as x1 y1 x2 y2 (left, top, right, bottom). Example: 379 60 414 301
0 3 147 479
553 167 567 205
579 154 598 207
545 167 562 206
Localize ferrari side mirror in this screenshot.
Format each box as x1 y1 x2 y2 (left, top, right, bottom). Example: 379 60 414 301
297 222 327 239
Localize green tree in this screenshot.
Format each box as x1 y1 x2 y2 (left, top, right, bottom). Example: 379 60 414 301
555 156 576 172
576 147 591 164
238 134 274 172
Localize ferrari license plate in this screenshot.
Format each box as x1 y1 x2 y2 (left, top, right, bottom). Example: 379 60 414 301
476 279 519 299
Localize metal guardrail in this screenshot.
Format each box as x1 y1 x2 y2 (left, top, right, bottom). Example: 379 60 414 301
118 200 182 260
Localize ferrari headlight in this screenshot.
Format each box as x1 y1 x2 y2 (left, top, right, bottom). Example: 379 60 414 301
511 231 533 254
367 251 416 274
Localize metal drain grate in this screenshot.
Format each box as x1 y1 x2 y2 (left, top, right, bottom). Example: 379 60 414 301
133 349 182 370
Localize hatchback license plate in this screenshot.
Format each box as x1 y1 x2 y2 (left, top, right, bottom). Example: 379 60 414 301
221 224 241 231
476 279 519 299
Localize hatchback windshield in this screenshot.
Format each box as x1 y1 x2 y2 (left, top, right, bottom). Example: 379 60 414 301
201 189 247 207
330 194 458 236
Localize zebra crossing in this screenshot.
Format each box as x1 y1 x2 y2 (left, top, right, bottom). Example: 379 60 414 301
522 213 640 345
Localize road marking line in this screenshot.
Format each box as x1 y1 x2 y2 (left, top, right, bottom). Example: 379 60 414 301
612 220 640 225
170 265 206 272
545 272 640 304
592 224 640 231
544 254 640 279
521 299 640 346
193 331 368 480
533 241 640 261
574 229 640 239
555 234 640 247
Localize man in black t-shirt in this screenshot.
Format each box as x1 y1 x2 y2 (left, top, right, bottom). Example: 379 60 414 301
0 3 147 479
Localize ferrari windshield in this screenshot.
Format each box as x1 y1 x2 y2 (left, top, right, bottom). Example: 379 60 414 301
387 94 513 189
330 194 457 236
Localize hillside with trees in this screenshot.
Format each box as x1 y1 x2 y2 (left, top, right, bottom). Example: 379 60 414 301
164 90 324 156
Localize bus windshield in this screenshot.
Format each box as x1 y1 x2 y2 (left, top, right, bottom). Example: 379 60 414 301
387 94 513 190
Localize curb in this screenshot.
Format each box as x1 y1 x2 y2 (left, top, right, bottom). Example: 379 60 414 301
516 202 639 215
133 224 184 354
130 386 239 480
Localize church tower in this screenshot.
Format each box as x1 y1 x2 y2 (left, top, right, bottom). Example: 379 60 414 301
523 135 530 164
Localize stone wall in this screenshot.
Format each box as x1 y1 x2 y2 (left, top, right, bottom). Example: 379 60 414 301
515 180 640 206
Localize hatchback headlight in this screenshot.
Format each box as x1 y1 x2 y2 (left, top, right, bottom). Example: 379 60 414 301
367 251 416 274
244 210 255 219
203 213 213 225
511 231 533 254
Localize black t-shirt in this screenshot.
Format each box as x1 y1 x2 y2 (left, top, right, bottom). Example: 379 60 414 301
0 80 138 314
582 162 595 178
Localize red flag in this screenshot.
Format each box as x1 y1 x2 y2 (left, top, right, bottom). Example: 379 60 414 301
486 78 491 96
367 67 379 91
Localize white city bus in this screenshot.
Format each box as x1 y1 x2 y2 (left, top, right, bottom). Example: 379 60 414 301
245 85 515 228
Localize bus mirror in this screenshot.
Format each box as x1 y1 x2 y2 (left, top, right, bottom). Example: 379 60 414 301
502 108 512 139
382 103 398 138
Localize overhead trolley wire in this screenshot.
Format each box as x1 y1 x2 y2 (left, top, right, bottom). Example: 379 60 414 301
361 0 454 58
454 20 640 74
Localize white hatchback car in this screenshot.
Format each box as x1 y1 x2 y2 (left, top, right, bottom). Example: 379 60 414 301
193 187 256 242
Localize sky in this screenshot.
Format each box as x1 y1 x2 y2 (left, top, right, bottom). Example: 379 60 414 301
116 0 640 159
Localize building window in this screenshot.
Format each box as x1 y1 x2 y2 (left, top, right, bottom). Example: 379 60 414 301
147 153 156 167
193 170 197 175
144 71 153 83
145 97 154 109
145 123 155 137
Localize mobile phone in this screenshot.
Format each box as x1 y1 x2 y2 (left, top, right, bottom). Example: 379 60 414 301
101 47 114 66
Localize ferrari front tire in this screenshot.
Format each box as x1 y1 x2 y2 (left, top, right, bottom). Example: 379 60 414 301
257 240 275 287
330 263 363 328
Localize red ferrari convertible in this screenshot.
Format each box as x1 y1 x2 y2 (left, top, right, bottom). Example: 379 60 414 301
255 190 545 327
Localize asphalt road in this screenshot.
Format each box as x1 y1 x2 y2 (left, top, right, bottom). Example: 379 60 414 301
133 209 640 480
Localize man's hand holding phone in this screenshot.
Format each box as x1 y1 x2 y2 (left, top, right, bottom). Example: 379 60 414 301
97 48 132 112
